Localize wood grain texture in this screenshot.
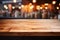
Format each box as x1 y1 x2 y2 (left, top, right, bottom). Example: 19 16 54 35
0 19 60 36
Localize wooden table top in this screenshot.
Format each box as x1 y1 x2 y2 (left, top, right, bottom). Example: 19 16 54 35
0 19 60 36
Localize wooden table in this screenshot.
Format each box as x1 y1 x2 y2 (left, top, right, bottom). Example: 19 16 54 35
0 19 60 36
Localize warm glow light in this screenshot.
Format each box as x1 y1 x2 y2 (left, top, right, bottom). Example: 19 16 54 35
5 7 8 9
40 7 42 9
36 5 40 10
6 7 8 9
4 5 8 9
52 1 56 4
30 5 34 9
45 3 48 6
4 5 7 8
33 0 36 3
29 3 32 6
19 6 21 9
21 5 24 8
13 0 16 3
45 7 48 9
56 7 59 10
12 6 15 9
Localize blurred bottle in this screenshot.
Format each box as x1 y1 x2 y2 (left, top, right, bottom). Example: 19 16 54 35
58 10 60 20
0 10 3 18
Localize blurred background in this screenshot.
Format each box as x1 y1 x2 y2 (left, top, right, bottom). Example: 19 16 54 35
0 0 60 19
